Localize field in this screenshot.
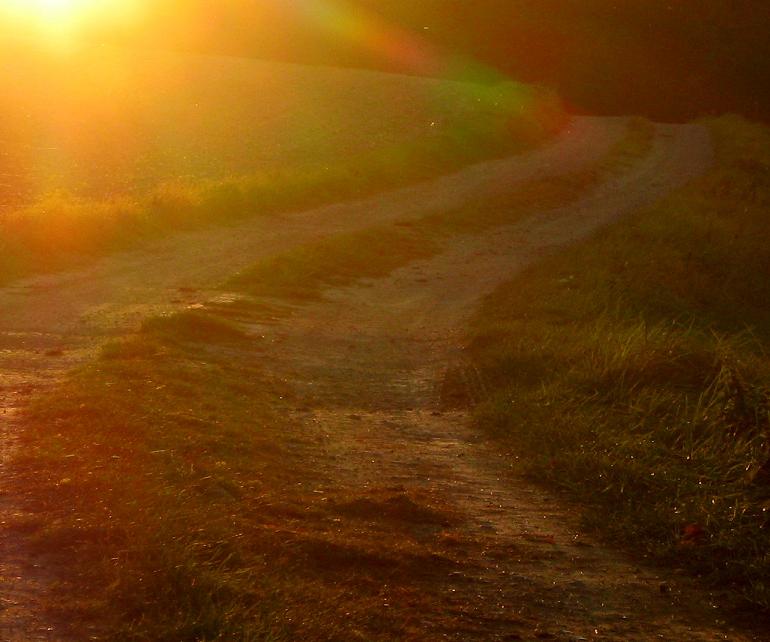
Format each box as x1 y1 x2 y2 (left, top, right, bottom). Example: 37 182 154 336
0 44 575 640
0 42 562 283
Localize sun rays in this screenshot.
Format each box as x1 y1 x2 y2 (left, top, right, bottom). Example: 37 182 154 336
0 0 138 44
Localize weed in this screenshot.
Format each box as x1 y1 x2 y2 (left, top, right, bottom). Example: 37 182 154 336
467 116 770 609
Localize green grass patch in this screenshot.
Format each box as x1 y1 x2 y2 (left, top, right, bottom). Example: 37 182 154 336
141 309 249 344
467 115 770 609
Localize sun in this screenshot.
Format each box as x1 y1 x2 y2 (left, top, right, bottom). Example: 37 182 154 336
5 0 93 19
0 0 88 31
37 0 81 14
1 0 138 41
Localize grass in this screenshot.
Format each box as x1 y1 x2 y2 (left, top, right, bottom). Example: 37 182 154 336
7 117 655 638
12 312 296 639
0 43 564 284
11 310 457 640
466 115 770 610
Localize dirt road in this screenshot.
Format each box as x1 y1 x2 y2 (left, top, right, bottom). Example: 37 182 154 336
0 117 619 422
2 117 751 639
221 121 748 640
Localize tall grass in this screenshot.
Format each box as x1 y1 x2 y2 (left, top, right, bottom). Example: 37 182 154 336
467 115 770 609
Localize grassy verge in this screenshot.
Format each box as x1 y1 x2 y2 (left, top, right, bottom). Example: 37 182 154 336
466 115 770 609
12 312 299 639
9 117 653 638
0 80 563 286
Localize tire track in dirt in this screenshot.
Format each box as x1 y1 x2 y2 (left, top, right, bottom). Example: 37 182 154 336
0 116 623 639
0 119 734 639
200 122 763 640
0 116 620 427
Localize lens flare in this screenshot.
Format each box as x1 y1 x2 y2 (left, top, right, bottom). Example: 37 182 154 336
0 0 134 41
5 0 91 20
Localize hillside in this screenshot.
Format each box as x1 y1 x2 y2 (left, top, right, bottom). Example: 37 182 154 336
87 0 770 122
0 43 546 211
5 117 754 640
0 43 562 283
0 4 768 638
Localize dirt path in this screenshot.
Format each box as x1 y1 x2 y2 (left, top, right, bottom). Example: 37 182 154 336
0 116 618 422
0 115 619 640
209 121 755 641
0 117 742 639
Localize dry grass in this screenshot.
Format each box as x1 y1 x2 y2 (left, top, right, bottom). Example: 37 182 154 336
467 115 770 609
11 311 460 640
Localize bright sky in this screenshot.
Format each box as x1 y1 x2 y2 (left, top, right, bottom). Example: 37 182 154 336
0 0 139 42
4 0 95 22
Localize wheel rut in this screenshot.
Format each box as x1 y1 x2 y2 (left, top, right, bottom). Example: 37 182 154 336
1 119 751 639
0 116 618 638
193 122 759 640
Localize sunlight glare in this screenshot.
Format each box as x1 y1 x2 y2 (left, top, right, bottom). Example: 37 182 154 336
1 0 134 39
38 0 79 14
7 0 91 20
